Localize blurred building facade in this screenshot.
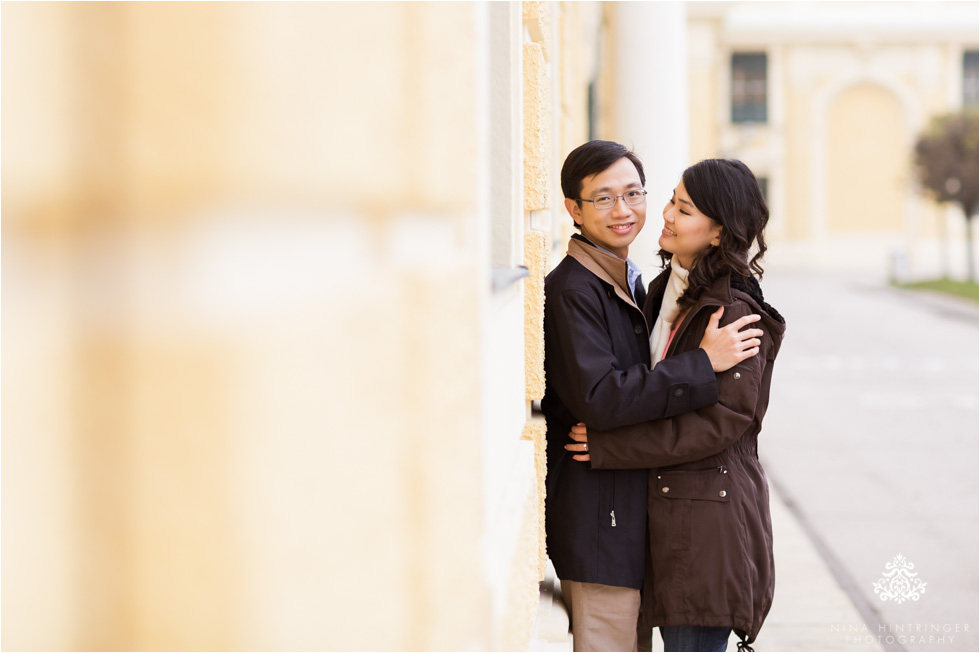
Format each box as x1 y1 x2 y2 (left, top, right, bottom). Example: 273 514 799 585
5 2 977 652
1 1 612 649
687 1 979 280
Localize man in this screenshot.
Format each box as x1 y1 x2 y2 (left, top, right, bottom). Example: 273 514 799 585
543 141 761 651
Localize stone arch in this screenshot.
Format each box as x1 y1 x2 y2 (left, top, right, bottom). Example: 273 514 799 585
826 84 906 233
810 73 921 241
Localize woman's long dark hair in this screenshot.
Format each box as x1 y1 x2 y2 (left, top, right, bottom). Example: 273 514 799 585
660 159 769 309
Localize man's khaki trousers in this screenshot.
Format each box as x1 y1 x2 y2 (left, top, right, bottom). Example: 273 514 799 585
560 580 642 652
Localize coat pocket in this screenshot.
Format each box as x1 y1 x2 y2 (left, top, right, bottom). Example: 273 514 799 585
653 467 731 552
655 466 731 502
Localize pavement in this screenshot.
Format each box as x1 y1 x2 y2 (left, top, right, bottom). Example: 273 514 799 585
529 272 978 653
758 272 978 653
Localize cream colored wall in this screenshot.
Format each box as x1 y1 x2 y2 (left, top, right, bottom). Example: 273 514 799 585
3 1 608 650
689 18 723 164
687 1 979 278
826 84 907 235
555 2 606 255
4 2 475 651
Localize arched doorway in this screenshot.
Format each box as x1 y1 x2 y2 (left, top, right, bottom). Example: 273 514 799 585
825 83 907 235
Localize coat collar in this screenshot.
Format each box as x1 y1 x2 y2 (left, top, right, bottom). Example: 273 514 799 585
648 266 735 355
695 269 735 307
566 235 641 311
647 265 734 322
649 262 785 359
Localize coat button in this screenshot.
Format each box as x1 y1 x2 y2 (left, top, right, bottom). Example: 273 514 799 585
633 324 643 335
733 372 741 380
661 486 669 493
673 387 685 397
719 490 727 498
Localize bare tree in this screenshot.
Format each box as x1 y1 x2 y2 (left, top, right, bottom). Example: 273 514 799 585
913 109 979 281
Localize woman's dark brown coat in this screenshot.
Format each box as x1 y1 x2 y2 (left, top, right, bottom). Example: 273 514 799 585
587 267 786 649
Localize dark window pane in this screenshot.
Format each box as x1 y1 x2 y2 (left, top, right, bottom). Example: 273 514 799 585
732 53 767 123
964 50 978 107
757 177 769 204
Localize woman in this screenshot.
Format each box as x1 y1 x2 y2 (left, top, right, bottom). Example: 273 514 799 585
566 158 785 652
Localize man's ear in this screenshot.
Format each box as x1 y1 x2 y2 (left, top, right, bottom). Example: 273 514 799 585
564 198 584 226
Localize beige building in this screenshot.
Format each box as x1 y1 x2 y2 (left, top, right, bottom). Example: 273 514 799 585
686 1 979 280
0 1 601 649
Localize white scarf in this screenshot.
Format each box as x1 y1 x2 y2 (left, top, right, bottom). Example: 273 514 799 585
649 257 690 364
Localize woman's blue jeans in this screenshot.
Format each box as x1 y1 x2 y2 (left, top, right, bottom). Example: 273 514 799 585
660 625 733 652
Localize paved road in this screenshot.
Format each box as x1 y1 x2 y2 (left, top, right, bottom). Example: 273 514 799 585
758 271 978 653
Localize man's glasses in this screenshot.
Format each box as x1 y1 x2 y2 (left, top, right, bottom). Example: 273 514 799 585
579 189 647 210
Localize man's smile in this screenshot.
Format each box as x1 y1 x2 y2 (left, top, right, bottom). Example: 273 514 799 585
608 222 635 234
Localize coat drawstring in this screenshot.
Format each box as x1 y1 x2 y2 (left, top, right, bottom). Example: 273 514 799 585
737 640 755 652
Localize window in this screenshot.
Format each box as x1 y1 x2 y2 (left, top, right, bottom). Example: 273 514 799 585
731 53 767 123
756 177 769 205
964 50 978 108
